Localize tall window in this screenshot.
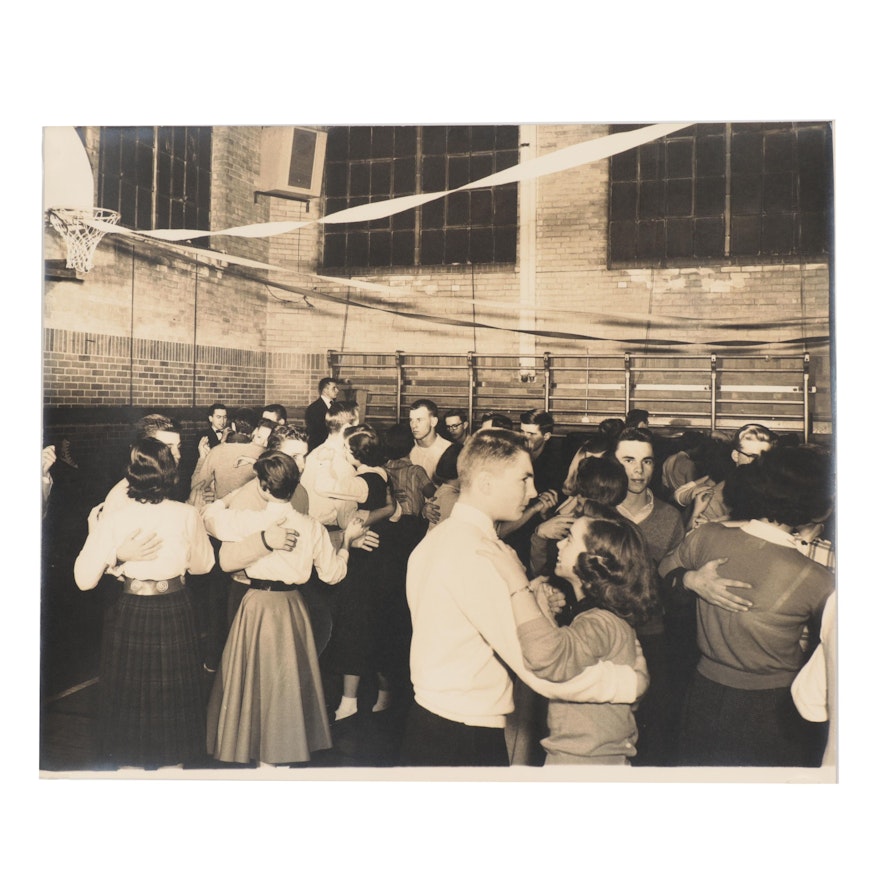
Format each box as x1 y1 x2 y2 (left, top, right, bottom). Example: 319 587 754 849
608 122 832 267
98 127 212 232
322 125 519 269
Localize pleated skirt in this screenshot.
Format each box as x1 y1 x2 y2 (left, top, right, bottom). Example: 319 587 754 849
206 588 332 765
98 589 205 768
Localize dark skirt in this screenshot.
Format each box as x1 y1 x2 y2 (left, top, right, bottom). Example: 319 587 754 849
98 588 206 768
678 671 824 767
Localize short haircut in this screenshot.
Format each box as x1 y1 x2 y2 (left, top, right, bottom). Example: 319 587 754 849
572 456 629 508
598 418 625 442
343 424 385 468
734 422 778 452
479 412 513 431
318 377 337 394
520 408 554 434
230 408 258 438
208 402 227 417
614 426 655 452
262 403 288 423
134 413 178 440
725 444 832 527
409 398 439 418
326 400 359 433
253 449 300 500
267 424 308 451
444 408 467 423
625 408 650 428
434 443 462 484
383 422 416 460
457 428 529 490
126 436 178 503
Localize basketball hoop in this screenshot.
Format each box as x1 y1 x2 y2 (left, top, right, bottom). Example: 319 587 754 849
47 207 120 273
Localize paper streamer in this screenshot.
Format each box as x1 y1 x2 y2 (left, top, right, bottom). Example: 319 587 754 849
95 123 692 242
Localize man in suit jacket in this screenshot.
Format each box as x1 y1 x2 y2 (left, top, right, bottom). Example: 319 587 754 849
197 402 230 453
305 377 339 452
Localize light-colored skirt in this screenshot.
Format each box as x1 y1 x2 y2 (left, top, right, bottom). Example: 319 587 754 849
207 588 332 764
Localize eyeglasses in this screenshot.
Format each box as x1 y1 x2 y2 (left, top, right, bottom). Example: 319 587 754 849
446 422 464 430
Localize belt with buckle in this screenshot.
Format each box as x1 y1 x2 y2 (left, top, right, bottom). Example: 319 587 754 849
123 575 185 596
249 578 299 593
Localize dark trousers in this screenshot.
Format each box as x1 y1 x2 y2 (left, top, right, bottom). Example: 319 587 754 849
399 701 509 767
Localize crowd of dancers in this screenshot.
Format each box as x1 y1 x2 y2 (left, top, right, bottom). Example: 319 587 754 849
59 385 836 770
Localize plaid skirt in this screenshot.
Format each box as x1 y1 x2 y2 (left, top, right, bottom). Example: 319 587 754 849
98 589 206 768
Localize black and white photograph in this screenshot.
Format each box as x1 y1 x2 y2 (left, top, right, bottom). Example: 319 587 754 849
14 5 875 876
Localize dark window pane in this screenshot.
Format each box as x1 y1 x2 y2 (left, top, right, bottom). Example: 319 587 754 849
323 232 346 267
763 172 794 213
120 181 137 228
469 153 493 183
696 135 725 177
368 230 391 266
391 230 415 266
422 155 446 192
101 172 119 213
495 149 519 171
348 231 368 266
495 226 517 263
170 199 184 228
799 212 828 254
422 126 447 155
694 176 724 217
135 143 154 189
639 180 664 220
494 184 517 222
371 161 392 196
420 228 444 264
371 126 394 158
156 195 171 229
350 163 370 197
447 126 471 154
470 126 496 152
731 131 763 173
394 126 417 156
325 196 348 217
762 214 794 254
495 126 519 151
639 142 663 181
445 227 469 263
325 163 348 196
609 221 637 262
470 227 494 263
448 155 470 189
391 208 416 231
611 149 637 182
172 128 186 157
349 127 372 158
394 157 416 195
666 179 693 217
171 157 185 197
797 126 828 171
730 215 761 256
666 218 693 258
102 130 121 175
799 166 829 212
421 198 445 230
731 174 762 214
764 132 795 172
446 191 470 226
637 220 664 262
611 182 638 221
471 189 493 225
694 217 724 258
326 127 350 162
666 139 693 178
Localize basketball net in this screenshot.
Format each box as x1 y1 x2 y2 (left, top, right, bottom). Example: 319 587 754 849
47 207 120 273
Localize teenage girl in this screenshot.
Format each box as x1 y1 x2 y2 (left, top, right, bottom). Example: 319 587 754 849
481 505 660 765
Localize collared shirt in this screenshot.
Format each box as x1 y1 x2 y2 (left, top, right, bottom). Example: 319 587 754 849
406 501 645 729
300 436 357 526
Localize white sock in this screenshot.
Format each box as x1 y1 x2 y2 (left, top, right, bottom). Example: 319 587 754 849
372 689 392 712
335 696 357 720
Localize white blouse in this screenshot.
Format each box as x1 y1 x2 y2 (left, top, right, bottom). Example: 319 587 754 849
74 498 215 591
